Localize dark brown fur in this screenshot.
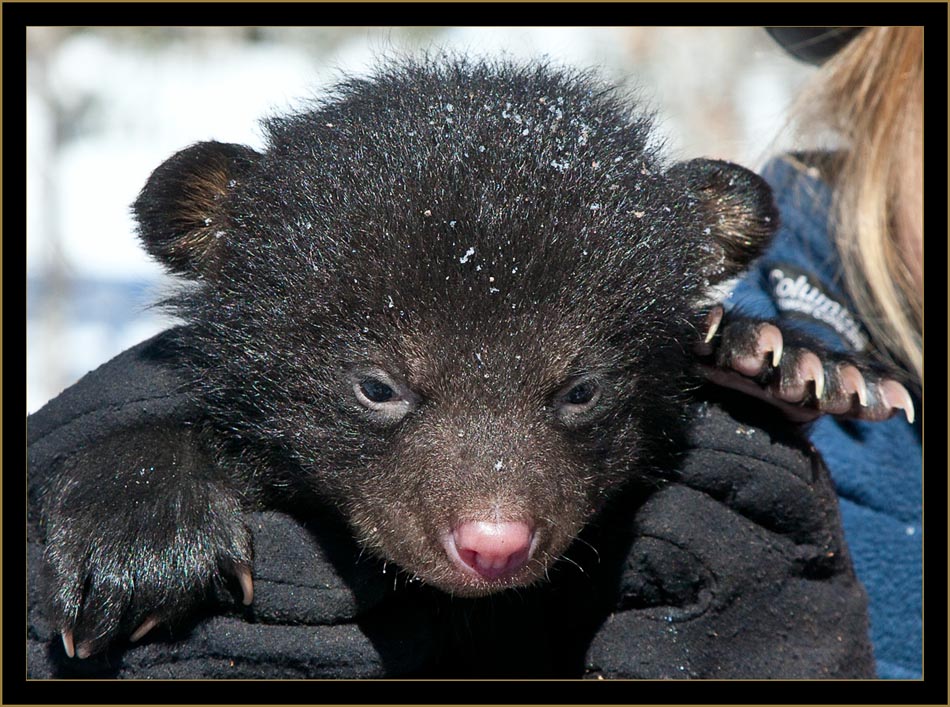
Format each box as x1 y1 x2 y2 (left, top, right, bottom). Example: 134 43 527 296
41 57 779 654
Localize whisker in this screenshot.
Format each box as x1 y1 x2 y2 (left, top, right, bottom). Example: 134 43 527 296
557 552 589 579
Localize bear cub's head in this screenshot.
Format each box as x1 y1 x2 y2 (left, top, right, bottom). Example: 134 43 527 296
133 58 776 597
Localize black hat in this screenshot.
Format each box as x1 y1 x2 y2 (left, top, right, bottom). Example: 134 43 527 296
766 27 864 65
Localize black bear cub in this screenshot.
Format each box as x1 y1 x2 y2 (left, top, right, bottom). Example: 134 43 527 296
37 57 903 660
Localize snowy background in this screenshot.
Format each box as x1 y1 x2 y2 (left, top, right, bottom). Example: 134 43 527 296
26 26 815 413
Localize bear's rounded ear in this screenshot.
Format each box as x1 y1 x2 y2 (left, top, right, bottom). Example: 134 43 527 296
667 158 779 284
133 141 260 278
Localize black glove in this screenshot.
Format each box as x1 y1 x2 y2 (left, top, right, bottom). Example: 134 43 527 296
583 391 876 679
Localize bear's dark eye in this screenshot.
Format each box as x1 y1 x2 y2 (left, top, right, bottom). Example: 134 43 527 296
554 376 603 425
359 378 395 403
352 369 419 422
565 380 598 405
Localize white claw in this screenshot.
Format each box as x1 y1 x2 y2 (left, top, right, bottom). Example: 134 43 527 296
62 629 75 658
704 307 723 344
839 365 868 407
881 380 915 424
813 364 825 400
757 324 784 368
130 615 160 643
856 377 868 407
237 565 254 605
772 337 783 369
797 351 825 404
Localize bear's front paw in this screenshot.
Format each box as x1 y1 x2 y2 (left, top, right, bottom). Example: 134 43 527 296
40 424 252 659
696 305 915 424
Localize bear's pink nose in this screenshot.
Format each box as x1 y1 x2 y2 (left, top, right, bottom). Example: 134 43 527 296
449 521 535 580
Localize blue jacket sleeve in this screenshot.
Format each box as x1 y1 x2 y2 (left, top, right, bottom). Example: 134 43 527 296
725 156 869 355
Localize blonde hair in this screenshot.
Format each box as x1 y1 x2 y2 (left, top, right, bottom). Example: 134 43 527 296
794 27 923 383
